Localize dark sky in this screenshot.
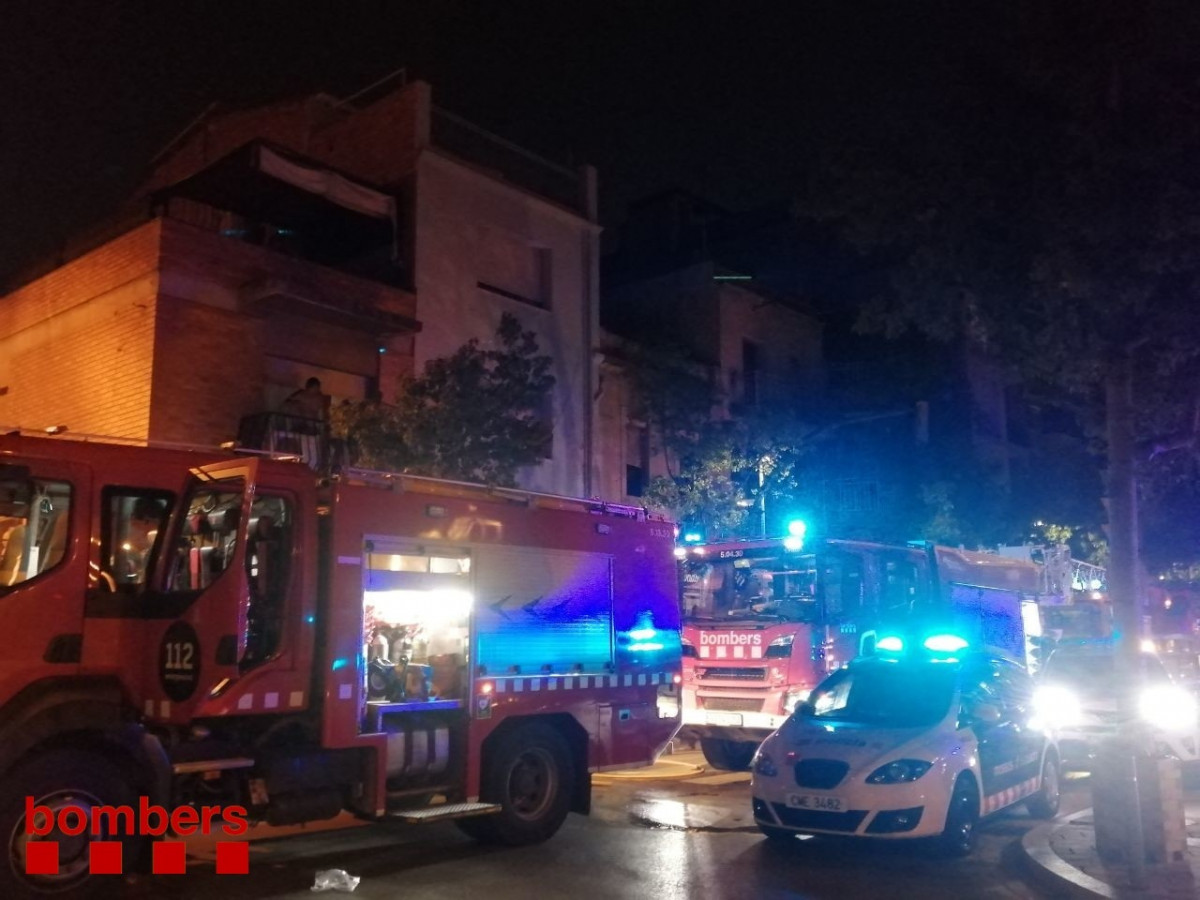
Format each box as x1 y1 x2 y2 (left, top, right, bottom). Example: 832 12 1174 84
0 1 973 284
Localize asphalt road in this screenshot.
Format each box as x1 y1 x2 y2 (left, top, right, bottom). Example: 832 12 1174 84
108 749 1091 899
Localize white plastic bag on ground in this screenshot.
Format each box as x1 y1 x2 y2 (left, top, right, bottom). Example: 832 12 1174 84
311 869 361 892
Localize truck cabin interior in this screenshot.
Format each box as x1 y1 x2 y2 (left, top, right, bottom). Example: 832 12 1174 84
0 470 71 589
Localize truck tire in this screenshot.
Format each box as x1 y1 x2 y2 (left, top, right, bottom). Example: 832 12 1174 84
699 738 757 771
456 723 574 846
0 748 143 898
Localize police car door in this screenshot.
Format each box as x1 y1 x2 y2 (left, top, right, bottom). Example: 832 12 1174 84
960 656 1026 804
992 657 1044 787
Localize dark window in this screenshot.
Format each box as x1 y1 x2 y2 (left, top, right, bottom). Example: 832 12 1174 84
242 494 292 668
100 488 173 592
742 339 760 406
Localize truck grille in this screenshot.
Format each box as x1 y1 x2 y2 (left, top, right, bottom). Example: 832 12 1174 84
697 667 767 681
701 697 765 713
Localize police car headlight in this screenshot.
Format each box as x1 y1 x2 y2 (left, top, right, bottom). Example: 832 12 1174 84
1032 684 1083 728
866 759 932 784
1139 684 1199 733
752 749 779 778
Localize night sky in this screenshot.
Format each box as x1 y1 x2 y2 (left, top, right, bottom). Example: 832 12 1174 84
0 1 973 285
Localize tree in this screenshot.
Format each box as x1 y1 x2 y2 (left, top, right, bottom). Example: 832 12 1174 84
806 0 1200 862
333 313 555 485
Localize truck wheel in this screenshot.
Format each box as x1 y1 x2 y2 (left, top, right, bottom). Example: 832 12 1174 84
937 773 979 857
0 748 142 898
1025 753 1061 819
456 723 574 846
699 738 757 771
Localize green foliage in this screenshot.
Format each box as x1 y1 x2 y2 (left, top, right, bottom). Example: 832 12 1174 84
332 313 554 486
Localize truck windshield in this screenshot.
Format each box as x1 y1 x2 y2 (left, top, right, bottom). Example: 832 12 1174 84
801 662 957 727
681 554 819 621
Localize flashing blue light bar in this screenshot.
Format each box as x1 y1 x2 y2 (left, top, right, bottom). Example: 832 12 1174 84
683 532 703 543
877 635 905 653
923 634 969 653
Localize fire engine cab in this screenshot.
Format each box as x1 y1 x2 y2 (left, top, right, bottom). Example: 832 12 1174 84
0 432 681 896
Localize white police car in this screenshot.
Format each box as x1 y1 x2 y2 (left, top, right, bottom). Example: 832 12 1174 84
750 636 1060 855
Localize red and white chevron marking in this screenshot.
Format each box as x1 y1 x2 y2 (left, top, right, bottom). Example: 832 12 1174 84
981 775 1039 815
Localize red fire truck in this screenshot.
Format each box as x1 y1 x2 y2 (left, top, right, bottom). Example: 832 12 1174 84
676 535 1042 769
0 432 681 895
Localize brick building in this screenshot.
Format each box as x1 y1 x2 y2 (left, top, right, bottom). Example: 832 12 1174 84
1 78 600 497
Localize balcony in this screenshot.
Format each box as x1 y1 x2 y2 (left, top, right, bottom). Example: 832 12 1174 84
237 413 333 472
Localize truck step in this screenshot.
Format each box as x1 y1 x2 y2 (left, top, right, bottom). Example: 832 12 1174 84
389 802 501 823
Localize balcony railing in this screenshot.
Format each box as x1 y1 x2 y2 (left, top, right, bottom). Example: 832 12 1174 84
237 412 333 471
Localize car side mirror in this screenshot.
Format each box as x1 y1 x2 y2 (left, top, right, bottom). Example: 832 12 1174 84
967 702 1002 726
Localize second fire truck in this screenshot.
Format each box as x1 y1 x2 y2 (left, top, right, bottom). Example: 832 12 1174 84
674 534 1043 769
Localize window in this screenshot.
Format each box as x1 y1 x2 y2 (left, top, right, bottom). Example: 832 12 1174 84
101 488 173 591
242 494 292 668
0 475 71 587
476 228 551 308
167 484 244 593
742 339 760 406
625 423 649 496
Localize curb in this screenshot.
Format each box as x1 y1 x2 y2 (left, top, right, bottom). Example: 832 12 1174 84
1019 809 1115 900
592 760 706 783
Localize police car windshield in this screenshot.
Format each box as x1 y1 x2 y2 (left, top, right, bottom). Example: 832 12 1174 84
802 662 957 727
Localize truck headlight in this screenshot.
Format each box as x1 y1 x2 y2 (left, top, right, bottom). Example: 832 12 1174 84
866 759 932 784
765 634 795 658
1032 684 1083 729
1139 684 1199 733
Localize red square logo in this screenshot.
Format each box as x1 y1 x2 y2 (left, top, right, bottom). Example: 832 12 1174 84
215 841 249 875
152 840 187 875
25 841 58 876
89 841 123 875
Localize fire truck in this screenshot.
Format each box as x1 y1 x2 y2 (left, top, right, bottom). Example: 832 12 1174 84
675 535 1043 769
0 432 681 895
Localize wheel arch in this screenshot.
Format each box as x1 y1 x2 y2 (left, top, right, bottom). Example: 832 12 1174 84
0 677 170 806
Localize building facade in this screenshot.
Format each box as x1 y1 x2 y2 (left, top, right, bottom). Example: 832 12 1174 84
1 79 600 498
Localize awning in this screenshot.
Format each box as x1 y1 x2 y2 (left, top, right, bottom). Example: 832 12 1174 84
154 141 399 257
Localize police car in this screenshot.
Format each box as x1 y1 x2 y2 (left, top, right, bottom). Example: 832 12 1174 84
750 635 1060 855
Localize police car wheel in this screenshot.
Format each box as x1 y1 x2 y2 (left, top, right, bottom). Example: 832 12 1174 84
937 774 979 857
0 748 144 899
1026 753 1061 820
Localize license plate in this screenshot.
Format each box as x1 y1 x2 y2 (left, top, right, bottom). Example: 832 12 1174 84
787 793 843 812
705 711 743 726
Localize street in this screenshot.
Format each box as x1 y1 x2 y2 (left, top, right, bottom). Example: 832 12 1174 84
112 749 1092 899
